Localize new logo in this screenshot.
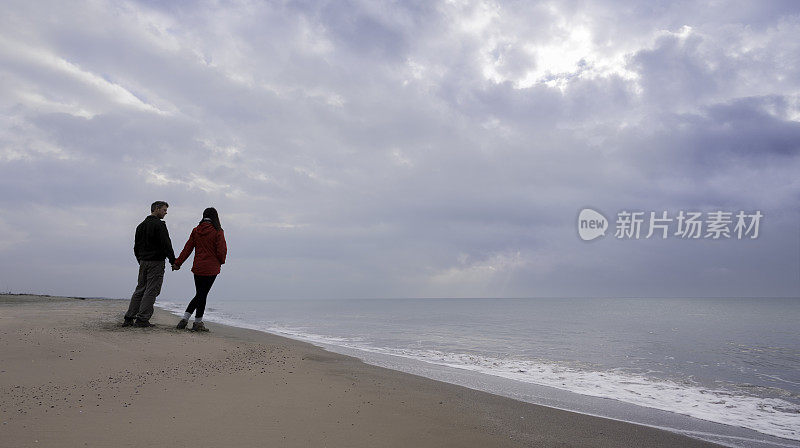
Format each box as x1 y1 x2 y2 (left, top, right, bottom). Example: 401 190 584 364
578 208 608 241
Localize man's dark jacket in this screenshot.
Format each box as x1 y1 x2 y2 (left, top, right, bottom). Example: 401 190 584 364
134 215 176 264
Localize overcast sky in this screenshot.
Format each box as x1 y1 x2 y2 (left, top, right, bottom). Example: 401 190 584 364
1 0 798 300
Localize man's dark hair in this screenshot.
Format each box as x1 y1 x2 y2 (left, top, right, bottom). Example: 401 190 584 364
151 201 169 212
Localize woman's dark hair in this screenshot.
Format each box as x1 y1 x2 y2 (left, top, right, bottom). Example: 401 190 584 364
202 207 222 230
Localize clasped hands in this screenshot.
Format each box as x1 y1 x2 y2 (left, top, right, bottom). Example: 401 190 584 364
171 263 181 271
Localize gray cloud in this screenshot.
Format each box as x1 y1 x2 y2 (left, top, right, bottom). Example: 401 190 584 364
0 0 797 300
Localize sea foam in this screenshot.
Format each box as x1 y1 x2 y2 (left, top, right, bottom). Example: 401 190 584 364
157 300 800 442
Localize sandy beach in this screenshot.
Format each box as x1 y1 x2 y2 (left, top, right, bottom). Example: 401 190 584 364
0 295 724 447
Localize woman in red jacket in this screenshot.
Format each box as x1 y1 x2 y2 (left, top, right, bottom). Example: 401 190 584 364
173 207 227 332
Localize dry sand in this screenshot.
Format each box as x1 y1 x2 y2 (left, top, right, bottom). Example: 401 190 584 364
0 295 724 447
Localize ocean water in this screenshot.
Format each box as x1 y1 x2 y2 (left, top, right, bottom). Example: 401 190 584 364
157 297 800 447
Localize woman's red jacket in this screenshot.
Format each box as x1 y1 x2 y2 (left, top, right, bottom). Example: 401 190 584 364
175 221 227 276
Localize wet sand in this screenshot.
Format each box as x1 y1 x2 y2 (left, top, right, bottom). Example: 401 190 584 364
0 295 724 447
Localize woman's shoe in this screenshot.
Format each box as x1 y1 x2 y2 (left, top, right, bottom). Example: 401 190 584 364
176 319 188 329
192 321 209 332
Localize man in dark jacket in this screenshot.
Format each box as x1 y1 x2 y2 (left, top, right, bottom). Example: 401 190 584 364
123 201 177 327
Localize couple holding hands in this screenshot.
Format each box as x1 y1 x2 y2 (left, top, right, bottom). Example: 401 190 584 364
123 201 227 331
